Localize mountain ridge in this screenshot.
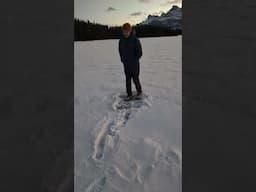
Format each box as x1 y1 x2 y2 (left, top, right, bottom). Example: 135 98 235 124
139 5 182 30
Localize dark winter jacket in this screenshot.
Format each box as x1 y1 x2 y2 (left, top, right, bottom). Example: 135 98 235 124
118 31 142 74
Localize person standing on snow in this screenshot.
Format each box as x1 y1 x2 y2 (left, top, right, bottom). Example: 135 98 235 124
118 23 143 99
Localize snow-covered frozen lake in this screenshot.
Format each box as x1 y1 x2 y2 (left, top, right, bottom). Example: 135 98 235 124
75 36 182 192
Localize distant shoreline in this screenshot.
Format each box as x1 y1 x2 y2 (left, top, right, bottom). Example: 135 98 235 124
74 34 182 42
74 18 182 41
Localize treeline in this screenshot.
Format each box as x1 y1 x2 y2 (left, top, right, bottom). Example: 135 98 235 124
74 18 181 41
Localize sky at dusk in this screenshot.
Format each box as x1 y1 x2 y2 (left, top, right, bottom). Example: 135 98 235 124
75 0 182 26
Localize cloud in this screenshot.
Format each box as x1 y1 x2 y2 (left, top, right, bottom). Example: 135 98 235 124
130 11 143 16
106 6 117 11
151 11 164 16
138 0 152 3
162 0 181 6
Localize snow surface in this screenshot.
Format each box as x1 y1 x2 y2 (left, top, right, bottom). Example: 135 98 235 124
75 36 182 192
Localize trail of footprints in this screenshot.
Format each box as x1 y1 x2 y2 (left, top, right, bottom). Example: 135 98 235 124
88 138 181 192
85 176 106 192
88 91 182 192
93 93 152 161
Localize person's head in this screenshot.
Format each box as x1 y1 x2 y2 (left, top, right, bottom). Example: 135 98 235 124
122 23 132 38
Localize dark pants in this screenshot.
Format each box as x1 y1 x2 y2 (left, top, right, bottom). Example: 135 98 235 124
124 63 142 96
125 74 142 96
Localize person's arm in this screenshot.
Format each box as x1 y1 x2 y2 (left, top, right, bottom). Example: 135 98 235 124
118 39 124 63
135 38 142 60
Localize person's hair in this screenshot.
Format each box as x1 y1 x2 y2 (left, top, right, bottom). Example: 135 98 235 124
122 23 132 31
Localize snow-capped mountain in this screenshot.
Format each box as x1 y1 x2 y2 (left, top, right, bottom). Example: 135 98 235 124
139 6 182 30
